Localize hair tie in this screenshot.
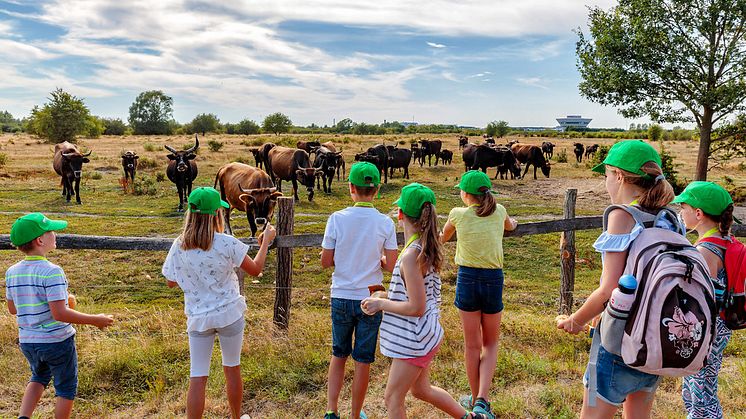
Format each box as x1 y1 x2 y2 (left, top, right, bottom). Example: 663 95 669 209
654 174 665 183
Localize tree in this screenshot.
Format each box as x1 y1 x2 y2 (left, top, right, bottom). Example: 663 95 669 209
709 113 746 170
27 88 92 143
84 116 105 138
577 0 746 181
262 112 292 135
190 113 221 136
0 111 21 133
485 120 510 137
102 118 127 135
128 90 174 135
333 118 354 133
236 118 260 135
648 124 663 141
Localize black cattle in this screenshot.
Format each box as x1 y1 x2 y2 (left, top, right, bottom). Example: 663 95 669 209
248 147 264 170
573 143 585 163
458 135 468 149
418 139 442 166
121 151 139 185
410 143 423 166
268 146 321 201
297 140 321 156
261 143 276 177
165 136 199 211
484 137 495 145
313 146 343 193
585 144 599 160
439 149 453 165
462 143 477 172
354 144 389 183
511 144 551 179
388 148 412 179
541 142 555 160
52 141 91 204
471 145 520 179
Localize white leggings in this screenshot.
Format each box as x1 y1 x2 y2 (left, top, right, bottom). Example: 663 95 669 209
188 317 245 377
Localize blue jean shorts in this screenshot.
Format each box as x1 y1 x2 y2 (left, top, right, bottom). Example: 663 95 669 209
20 335 78 400
330 298 382 364
583 345 661 406
454 266 504 314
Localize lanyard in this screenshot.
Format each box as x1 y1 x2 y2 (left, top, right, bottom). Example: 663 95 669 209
353 202 374 208
24 256 47 261
700 227 720 240
398 233 420 261
630 199 639 205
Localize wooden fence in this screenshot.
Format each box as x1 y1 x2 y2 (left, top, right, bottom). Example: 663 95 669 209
2 191 745 330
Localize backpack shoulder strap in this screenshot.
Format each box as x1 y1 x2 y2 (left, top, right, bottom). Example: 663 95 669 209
602 204 655 231
698 236 730 249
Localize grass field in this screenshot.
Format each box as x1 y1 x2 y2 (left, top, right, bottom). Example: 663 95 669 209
0 133 744 418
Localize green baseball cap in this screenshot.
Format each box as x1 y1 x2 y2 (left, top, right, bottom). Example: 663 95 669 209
672 181 733 216
188 187 229 215
394 183 436 218
456 170 495 195
349 162 380 187
591 140 662 179
10 212 68 246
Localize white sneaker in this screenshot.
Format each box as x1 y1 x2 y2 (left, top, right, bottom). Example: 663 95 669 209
240 415 251 419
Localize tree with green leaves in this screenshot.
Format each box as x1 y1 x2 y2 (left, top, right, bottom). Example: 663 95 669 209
333 118 354 134
262 112 292 135
577 0 746 180
0 110 21 133
236 118 260 135
190 113 221 136
648 124 663 141
485 120 510 137
102 118 127 135
128 90 174 135
27 88 92 143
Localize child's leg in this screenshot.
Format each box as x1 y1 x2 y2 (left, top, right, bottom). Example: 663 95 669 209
19 382 45 417
187 377 209 419
328 298 355 414
351 361 370 418
410 365 468 419
350 304 382 418
54 397 74 419
223 366 242 419
217 318 245 419
327 355 348 413
621 390 655 419
187 330 217 419
459 309 483 401
580 387 619 419
477 311 502 400
384 359 422 419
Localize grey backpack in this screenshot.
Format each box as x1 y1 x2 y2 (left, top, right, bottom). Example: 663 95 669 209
602 205 716 377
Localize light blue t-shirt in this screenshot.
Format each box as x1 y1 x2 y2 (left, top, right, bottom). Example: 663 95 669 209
5 256 76 343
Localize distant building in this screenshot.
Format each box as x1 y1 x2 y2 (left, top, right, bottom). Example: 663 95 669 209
401 121 419 127
556 115 592 130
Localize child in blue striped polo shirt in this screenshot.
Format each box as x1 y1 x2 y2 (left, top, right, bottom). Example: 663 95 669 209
5 213 114 419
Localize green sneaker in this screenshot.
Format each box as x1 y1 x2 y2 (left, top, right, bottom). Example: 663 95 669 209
472 398 495 419
459 394 474 410
324 411 340 419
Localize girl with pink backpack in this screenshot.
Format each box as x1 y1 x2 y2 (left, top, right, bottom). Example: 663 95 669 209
556 141 694 418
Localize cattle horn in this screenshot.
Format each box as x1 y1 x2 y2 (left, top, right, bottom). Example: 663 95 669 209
82 150 92 157
164 145 178 154
61 152 74 158
238 183 253 193
268 187 277 193
185 135 199 153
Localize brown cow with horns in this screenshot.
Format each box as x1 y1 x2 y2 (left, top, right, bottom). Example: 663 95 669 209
53 141 91 204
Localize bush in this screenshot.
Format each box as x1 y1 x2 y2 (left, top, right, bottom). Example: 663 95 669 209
27 88 92 143
555 148 568 163
133 175 158 196
84 171 103 180
236 119 261 135
659 143 686 194
232 156 252 165
143 142 157 152
103 118 127 135
138 157 159 169
241 138 264 147
207 140 224 152
587 144 611 169
648 124 663 141
84 116 105 138
0 152 7 168
155 172 166 182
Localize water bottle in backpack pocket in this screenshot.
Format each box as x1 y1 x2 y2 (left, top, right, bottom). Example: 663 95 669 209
599 275 637 356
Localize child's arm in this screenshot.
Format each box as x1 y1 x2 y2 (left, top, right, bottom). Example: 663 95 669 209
380 249 398 273
7 299 16 315
48 300 114 329
321 249 335 269
362 249 426 317
440 220 456 243
696 246 722 278
504 216 518 232
240 224 276 276
557 209 634 334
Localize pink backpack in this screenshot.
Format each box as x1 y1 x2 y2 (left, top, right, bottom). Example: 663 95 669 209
604 205 717 376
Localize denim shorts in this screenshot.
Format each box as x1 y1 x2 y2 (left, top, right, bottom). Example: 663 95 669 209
454 266 504 314
331 297 382 364
583 345 661 406
19 335 78 400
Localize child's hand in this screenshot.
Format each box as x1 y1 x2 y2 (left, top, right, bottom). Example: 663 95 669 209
361 298 384 315
259 224 276 245
555 314 586 335
93 314 114 330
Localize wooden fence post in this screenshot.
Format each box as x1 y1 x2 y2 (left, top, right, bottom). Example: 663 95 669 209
559 189 577 315
273 197 295 330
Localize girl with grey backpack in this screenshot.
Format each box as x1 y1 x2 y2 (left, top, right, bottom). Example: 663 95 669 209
556 141 716 419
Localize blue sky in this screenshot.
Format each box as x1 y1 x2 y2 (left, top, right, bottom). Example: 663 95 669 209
0 0 647 129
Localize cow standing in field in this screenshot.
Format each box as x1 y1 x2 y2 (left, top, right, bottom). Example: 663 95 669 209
121 151 139 189
541 142 555 160
457 135 468 150
313 146 343 193
585 144 599 160
439 149 453 165
483 137 495 145
388 147 412 179
214 162 282 237
471 145 520 179
355 144 389 183
418 139 442 166
261 143 276 176
462 143 477 172
248 147 264 170
53 141 91 204
321 141 346 180
268 146 320 201
511 144 551 179
573 143 585 163
410 143 423 166
165 136 199 211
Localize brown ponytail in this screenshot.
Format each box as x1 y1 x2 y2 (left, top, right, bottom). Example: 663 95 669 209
404 202 444 273
707 204 734 237
181 209 225 251
618 161 674 211
473 187 497 217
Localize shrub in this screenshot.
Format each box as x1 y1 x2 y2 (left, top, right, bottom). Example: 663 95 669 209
155 172 166 182
659 143 686 194
103 118 127 135
233 156 252 165
207 139 224 152
587 144 611 169
138 157 159 169
143 142 157 152
236 119 261 135
0 152 7 168
85 171 103 180
555 148 568 163
133 175 158 196
241 138 264 147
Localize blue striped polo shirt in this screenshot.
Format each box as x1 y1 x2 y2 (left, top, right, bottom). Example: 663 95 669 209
5 256 76 343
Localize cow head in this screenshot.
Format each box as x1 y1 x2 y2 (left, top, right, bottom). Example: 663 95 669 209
248 148 261 158
541 162 551 178
510 163 522 178
165 136 199 172
61 149 92 179
295 167 321 187
121 151 139 170
238 185 283 225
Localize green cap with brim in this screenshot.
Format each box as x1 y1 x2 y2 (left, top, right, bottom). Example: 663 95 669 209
349 162 381 187
672 181 734 216
394 183 436 218
188 187 230 215
10 212 68 246
456 170 496 195
591 140 662 179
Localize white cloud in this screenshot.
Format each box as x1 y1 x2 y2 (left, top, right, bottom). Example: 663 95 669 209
516 77 550 89
441 71 460 82
427 42 446 49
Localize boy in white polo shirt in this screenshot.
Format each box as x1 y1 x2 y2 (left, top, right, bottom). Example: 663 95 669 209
321 162 399 419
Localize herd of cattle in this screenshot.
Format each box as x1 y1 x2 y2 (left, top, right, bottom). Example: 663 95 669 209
48 135 602 236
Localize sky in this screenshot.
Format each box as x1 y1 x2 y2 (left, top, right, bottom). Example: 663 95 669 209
0 0 648 129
